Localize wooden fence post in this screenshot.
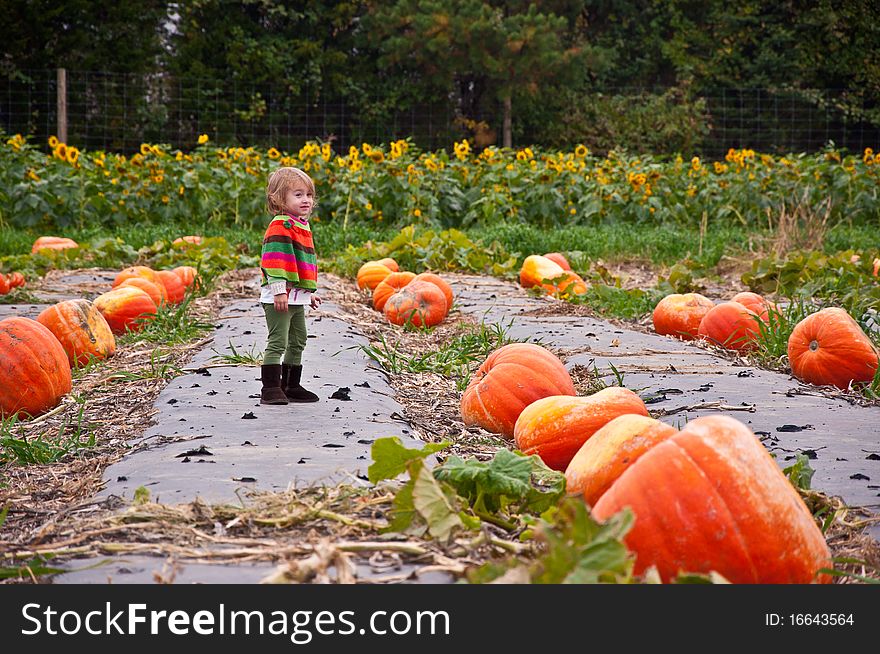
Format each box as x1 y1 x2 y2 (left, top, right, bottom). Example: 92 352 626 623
57 68 67 143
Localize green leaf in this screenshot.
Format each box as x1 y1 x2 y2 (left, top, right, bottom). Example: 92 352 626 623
133 486 151 505
368 437 449 483
411 463 463 541
783 453 815 491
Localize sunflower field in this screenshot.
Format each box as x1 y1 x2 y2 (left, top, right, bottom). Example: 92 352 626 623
2 131 879 233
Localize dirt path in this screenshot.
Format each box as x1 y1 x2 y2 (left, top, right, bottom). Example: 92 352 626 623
449 273 880 538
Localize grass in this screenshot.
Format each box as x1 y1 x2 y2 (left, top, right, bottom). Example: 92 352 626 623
0 402 96 465
356 318 527 390
106 348 183 382
211 340 264 366
0 288 41 304
749 300 813 368
118 295 213 346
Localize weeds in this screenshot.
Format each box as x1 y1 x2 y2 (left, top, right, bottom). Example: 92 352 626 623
749 299 813 368
107 348 183 382
211 340 263 366
119 295 213 346
0 402 96 465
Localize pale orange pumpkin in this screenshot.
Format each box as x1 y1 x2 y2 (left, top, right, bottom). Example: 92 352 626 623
513 388 649 471
172 235 203 246
373 272 416 311
36 299 116 366
112 266 161 289
411 272 455 309
697 301 760 350
377 257 399 272
519 255 566 290
543 252 572 271
173 266 200 289
31 236 79 254
731 291 775 321
653 293 715 340
93 287 158 334
156 270 186 305
383 281 448 328
356 261 393 291
119 277 168 307
461 343 576 439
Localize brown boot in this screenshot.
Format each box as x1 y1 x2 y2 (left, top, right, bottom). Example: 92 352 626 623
283 364 319 403
260 364 289 405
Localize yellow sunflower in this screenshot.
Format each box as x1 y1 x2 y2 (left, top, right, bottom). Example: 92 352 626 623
66 146 80 164
140 143 152 156
48 135 59 148
267 147 281 160
198 134 209 145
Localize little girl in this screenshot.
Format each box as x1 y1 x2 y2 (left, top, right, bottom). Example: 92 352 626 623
259 166 322 405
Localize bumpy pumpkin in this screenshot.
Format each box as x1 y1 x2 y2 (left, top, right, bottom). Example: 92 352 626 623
31 236 79 254
156 270 186 305
383 281 448 328
788 307 879 389
112 265 161 289
565 414 677 505
93 287 158 334
7 272 25 288
652 293 714 340
543 252 572 271
593 415 832 584
0 317 72 417
731 291 775 320
377 257 399 272
119 277 168 307
173 266 199 289
519 255 565 290
36 299 116 366
0 275 9 295
461 343 576 439
514 388 649 471
697 301 760 350
412 272 455 309
356 261 393 291
373 271 416 311
172 235 203 246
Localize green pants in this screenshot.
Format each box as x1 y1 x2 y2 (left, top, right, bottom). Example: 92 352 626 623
262 303 307 366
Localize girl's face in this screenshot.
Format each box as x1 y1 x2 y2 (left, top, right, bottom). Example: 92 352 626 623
284 185 314 217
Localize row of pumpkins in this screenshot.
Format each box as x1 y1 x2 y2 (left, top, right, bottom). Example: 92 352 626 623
458 341 831 584
0 264 200 418
0 271 26 295
356 258 454 327
653 291 879 390
28 235 204 254
518 252 878 391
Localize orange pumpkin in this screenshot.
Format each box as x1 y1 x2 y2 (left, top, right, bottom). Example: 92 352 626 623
112 266 161 289
7 272 25 288
173 265 199 289
697 301 760 350
0 317 72 417
543 252 572 271
172 235 203 246
731 291 775 320
564 414 677 505
544 270 587 296
119 277 168 307
519 255 565 290
156 270 186 305
383 281 448 328
593 415 832 584
0 275 9 295
356 261 393 291
377 257 399 272
31 236 79 254
461 343 576 439
36 299 116 366
373 271 416 311
412 272 455 309
93 287 158 335
514 388 649 471
652 293 715 340
787 307 879 389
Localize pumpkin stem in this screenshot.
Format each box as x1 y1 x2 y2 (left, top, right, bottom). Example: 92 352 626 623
809 339 819 352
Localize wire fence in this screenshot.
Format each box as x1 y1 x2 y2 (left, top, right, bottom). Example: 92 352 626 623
2 69 879 157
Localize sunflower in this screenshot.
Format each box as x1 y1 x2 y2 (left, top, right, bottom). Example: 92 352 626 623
26 169 40 182
48 135 59 148
198 134 209 145
574 144 588 158
369 150 385 164
150 145 164 156
267 147 281 160
54 143 68 160
66 146 80 164
140 143 152 156
362 143 373 155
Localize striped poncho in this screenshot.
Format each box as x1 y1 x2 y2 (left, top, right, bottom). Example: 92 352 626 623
259 214 318 291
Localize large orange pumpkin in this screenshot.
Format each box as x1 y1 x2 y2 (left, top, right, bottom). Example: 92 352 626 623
377 257 399 272
372 271 416 311
0 275 9 295
543 252 572 271
356 261 393 291
119 277 168 307
112 266 161 289
593 415 832 584
156 270 186 305
652 293 714 340
519 255 565 290
461 343 576 439
788 307 879 389
564 414 677 505
36 299 116 366
383 281 448 328
173 266 199 290
32 236 79 254
697 301 760 350
93 287 158 334
412 272 455 309
513 388 649 471
0 317 72 417
731 291 775 321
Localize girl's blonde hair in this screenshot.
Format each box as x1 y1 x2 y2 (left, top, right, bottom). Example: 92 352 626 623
266 166 317 215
